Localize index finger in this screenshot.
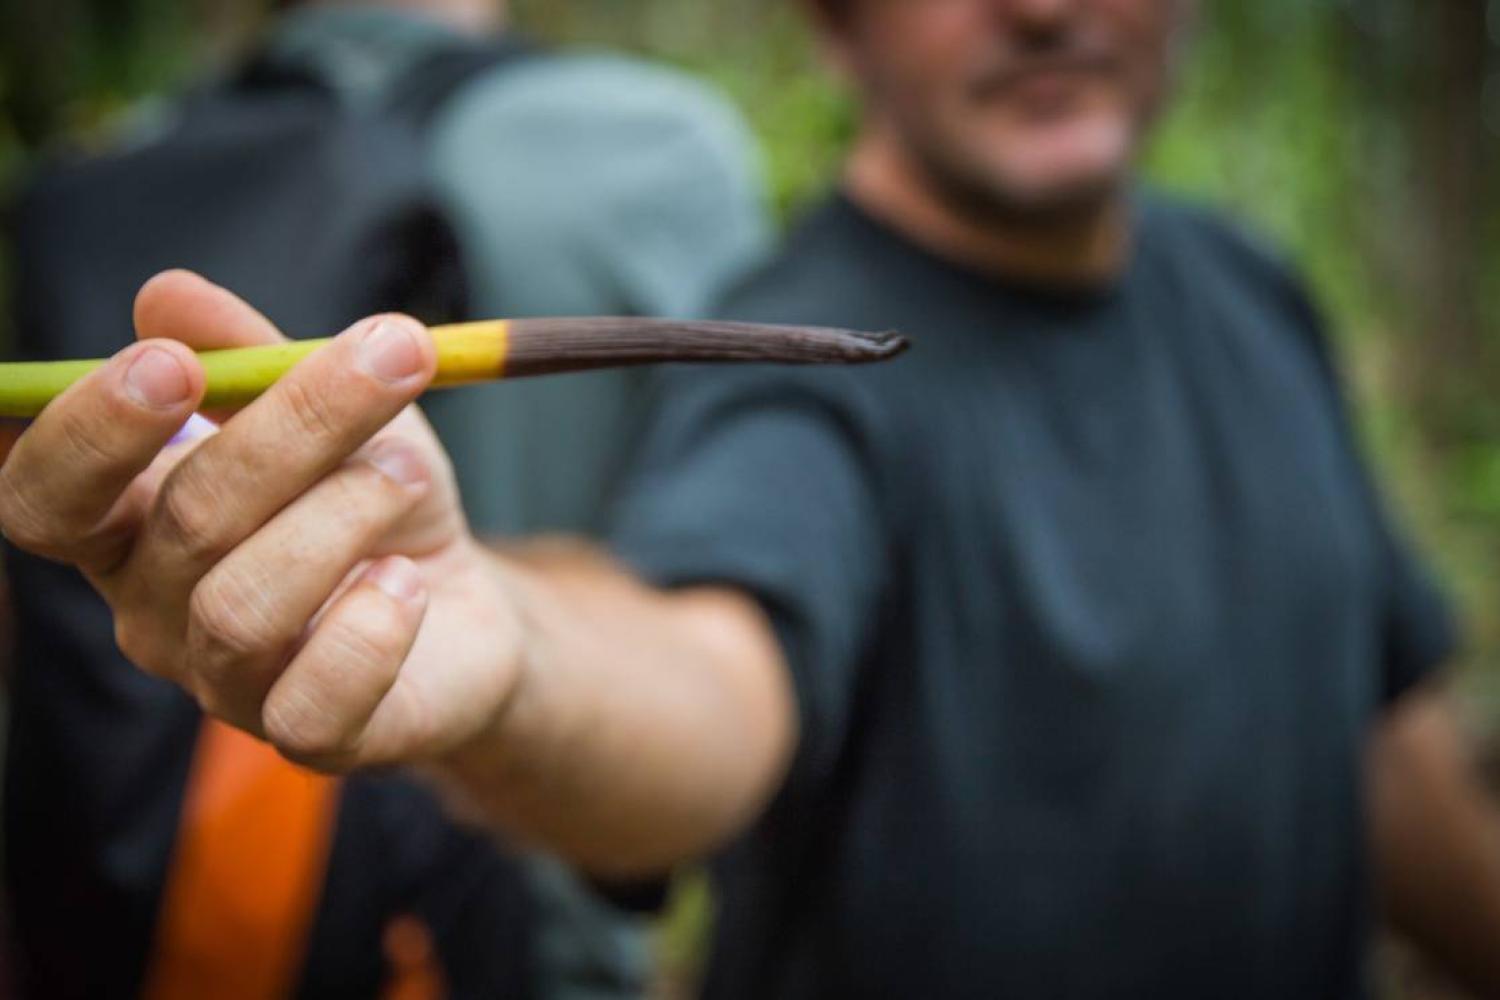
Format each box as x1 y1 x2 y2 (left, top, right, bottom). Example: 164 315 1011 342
0 340 203 571
135 270 288 424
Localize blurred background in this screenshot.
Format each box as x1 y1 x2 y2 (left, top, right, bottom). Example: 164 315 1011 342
0 1 1497 996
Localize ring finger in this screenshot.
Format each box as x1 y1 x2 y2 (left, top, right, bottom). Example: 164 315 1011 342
179 437 432 732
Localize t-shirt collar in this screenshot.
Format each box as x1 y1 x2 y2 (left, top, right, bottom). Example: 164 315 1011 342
829 187 1142 311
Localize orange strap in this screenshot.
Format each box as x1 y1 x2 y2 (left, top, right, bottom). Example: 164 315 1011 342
380 916 446 1000
143 719 340 1000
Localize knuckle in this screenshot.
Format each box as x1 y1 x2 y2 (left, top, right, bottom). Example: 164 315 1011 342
57 405 117 469
331 460 413 531
322 605 406 670
325 471 381 532
0 474 54 553
264 686 351 764
189 574 274 661
153 470 229 563
279 377 344 445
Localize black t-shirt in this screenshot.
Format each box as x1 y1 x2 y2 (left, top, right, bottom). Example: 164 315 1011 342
609 191 1457 1000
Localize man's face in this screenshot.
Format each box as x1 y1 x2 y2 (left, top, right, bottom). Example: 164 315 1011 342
828 0 1185 222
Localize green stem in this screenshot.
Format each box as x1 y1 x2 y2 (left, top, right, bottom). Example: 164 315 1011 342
0 340 330 419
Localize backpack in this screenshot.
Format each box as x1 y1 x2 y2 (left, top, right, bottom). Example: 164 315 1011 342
4 34 539 999
9 36 533 360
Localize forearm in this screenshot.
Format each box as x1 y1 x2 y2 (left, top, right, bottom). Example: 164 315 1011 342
1369 683 1500 995
435 540 796 879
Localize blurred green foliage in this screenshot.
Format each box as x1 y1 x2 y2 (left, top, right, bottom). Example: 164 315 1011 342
1 0 1497 698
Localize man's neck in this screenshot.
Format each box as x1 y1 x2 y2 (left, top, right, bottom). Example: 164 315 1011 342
844 130 1131 289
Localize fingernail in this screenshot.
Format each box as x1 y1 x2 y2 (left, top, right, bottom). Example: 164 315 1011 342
368 442 428 489
357 318 425 384
371 558 423 604
168 412 220 447
124 347 192 409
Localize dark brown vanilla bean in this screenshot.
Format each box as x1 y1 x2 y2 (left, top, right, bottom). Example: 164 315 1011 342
504 318 908 377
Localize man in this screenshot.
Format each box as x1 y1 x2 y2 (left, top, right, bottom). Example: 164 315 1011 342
3 0 1500 998
3 0 764 995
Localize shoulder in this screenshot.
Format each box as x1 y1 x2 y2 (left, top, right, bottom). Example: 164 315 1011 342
432 51 759 180
1141 190 1334 364
425 51 767 313
477 52 745 127
1143 191 1322 321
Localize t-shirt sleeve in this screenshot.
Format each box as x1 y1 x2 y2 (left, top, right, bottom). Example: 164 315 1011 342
608 370 889 798
1269 254 1461 703
1377 528 1458 702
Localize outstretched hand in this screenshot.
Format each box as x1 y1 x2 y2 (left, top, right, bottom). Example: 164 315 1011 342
0 270 523 771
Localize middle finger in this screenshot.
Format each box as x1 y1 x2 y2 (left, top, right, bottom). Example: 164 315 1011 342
181 437 433 731
126 314 435 599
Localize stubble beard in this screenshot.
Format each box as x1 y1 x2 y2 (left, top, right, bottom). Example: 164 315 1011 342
902 114 1132 236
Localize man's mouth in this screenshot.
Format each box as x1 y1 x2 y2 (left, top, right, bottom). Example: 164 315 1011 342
972 53 1118 103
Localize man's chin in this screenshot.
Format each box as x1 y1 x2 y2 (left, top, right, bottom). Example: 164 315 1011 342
934 158 1126 229
947 117 1136 224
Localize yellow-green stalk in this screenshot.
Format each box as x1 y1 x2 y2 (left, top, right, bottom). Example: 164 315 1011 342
0 317 906 420
0 322 510 419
